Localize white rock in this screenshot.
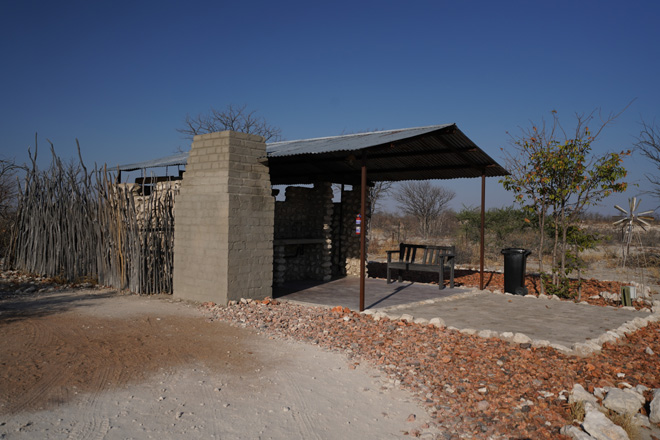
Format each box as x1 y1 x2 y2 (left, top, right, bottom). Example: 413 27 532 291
582 407 630 440
650 389 660 424
560 425 597 440
572 342 600 356
476 400 489 411
633 413 650 428
500 332 514 341
429 317 445 328
532 339 551 347
413 317 429 325
512 333 532 344
477 329 498 339
400 314 414 322
597 332 619 345
645 346 655 355
602 388 645 415
569 384 599 405
459 328 477 335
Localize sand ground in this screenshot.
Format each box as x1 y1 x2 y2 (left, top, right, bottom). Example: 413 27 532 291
0 288 429 439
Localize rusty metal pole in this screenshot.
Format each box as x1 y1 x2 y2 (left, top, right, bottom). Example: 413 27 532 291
480 171 486 290
359 153 367 312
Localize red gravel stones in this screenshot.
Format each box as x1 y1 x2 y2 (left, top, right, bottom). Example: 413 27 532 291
207 295 660 439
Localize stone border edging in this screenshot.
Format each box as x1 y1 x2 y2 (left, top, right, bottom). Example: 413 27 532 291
361 289 660 357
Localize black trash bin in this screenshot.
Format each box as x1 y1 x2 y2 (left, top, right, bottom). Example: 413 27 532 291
501 248 531 295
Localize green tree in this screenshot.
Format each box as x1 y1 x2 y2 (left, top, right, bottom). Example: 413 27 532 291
501 110 630 291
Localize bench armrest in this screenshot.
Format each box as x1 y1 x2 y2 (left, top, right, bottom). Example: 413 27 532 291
386 250 400 263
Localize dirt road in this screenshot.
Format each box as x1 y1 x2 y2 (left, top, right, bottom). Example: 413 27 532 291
0 288 428 439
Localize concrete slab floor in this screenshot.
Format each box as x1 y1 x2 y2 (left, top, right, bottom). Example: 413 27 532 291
274 277 654 349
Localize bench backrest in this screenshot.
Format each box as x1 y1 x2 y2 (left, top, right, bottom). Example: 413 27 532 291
399 243 455 265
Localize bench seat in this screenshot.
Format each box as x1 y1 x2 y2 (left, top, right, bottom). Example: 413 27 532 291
386 243 455 289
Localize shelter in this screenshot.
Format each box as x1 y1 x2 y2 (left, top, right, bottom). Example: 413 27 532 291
117 124 508 309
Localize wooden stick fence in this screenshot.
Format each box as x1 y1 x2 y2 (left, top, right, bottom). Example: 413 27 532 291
8 142 177 294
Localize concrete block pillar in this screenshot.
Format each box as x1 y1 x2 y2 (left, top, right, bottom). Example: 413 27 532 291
173 131 274 304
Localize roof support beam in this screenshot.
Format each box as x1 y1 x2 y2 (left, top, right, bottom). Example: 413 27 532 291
269 163 503 185
480 171 486 290
360 151 367 312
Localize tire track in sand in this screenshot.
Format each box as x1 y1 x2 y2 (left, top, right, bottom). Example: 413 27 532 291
2 317 73 414
282 369 323 440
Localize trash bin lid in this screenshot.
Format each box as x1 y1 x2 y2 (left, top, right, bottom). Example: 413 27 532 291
501 248 532 255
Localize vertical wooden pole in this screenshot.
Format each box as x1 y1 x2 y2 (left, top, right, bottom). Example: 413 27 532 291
480 171 486 290
359 153 367 312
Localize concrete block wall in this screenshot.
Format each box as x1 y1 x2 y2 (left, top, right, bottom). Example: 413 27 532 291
173 131 274 304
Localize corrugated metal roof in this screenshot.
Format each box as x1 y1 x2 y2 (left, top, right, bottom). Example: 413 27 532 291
115 124 509 184
265 124 454 157
116 152 188 172
266 124 509 185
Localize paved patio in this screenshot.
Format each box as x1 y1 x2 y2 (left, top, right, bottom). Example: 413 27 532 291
274 277 467 310
274 277 653 348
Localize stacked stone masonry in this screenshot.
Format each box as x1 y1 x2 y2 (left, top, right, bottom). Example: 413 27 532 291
273 184 369 285
273 183 333 284
331 186 369 278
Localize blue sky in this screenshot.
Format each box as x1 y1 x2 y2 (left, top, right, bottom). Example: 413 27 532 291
1 0 659 214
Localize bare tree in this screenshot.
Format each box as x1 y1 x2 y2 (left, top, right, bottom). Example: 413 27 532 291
392 181 455 239
635 120 660 203
177 104 283 142
0 157 26 257
369 181 393 215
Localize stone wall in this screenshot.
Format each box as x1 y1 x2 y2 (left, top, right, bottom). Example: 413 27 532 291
173 131 274 304
273 183 333 285
331 186 369 277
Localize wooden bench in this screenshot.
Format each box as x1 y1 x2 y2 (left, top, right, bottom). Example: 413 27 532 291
386 243 455 289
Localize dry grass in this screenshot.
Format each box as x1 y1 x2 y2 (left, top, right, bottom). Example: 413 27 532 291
569 400 640 440
603 409 639 440
570 400 585 422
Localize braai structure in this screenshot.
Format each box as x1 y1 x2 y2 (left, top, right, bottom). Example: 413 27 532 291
117 124 508 310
